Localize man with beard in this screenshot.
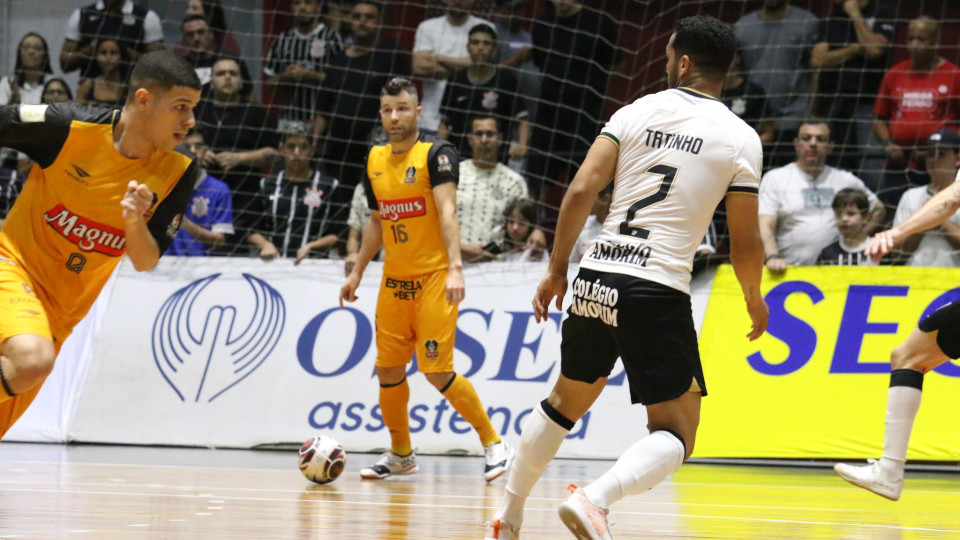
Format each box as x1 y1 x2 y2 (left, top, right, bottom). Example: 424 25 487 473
485 16 768 540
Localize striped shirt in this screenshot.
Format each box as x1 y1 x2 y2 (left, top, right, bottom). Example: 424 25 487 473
264 23 344 122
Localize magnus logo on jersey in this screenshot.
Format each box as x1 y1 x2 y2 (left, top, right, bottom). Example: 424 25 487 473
44 204 127 256
152 273 286 402
378 197 427 222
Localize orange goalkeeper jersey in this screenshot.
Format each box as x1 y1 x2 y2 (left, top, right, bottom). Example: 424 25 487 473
0 102 197 330
363 133 458 277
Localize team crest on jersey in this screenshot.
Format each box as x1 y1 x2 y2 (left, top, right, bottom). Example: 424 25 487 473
437 154 452 174
378 197 427 222
424 339 439 359
44 204 127 256
481 91 499 111
166 214 183 238
303 188 324 208
404 166 417 184
191 195 211 218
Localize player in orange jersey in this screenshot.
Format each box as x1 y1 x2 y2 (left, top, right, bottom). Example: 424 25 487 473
339 77 513 481
0 50 203 438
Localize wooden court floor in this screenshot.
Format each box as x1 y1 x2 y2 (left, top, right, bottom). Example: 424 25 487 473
0 443 957 539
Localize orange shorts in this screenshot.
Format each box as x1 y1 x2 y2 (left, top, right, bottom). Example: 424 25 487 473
374 269 457 374
0 258 66 438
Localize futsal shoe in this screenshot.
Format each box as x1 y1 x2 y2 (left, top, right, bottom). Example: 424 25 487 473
834 459 903 501
359 450 419 479
557 484 612 540
483 440 515 482
483 518 519 539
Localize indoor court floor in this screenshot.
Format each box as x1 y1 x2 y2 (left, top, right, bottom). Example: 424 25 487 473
0 442 957 539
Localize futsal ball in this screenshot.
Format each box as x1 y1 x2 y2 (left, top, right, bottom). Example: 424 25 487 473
298 435 346 484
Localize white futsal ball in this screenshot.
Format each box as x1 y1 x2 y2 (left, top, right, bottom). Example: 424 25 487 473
298 435 346 484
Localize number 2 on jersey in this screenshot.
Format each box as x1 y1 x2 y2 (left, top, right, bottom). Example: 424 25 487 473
618 164 678 240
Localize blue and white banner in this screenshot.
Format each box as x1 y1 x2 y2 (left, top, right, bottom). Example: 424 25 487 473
67 257 669 459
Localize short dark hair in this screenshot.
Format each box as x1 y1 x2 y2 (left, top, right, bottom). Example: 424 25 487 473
182 14 209 28
469 23 497 41
832 188 869 215
799 117 833 138
505 198 539 226
355 0 383 15
127 50 201 102
381 77 419 102
469 115 501 132
673 15 737 80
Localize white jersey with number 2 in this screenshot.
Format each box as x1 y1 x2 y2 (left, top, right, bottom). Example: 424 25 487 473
580 87 763 294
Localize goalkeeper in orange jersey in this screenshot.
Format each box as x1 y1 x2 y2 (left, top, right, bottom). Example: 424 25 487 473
339 77 513 481
0 51 203 438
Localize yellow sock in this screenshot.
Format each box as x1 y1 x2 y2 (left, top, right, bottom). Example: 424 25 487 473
380 378 412 455
441 374 500 446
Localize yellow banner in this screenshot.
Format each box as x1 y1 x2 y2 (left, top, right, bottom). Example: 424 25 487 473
698 265 960 460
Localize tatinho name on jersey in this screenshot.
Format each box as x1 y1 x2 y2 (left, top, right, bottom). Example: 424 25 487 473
644 129 703 155
588 240 651 267
44 204 127 256
379 197 427 222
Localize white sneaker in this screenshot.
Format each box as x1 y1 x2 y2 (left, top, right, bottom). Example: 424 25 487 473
359 450 419 479
834 459 903 501
483 440 515 482
557 484 612 540
483 518 519 540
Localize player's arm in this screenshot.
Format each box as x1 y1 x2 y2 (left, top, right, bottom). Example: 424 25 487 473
727 192 768 341
339 211 383 306
412 50 450 79
121 181 163 271
433 181 465 305
868 180 960 259
534 136 617 322
180 217 226 247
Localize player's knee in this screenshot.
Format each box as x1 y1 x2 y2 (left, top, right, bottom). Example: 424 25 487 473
890 343 920 371
3 336 56 386
425 371 455 391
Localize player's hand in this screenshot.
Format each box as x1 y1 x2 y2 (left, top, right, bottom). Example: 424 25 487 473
866 229 900 262
765 255 787 274
745 297 769 341
533 271 567 323
883 143 906 167
461 243 497 262
508 142 528 160
120 180 154 223
258 243 280 260
340 272 361 307
445 266 465 306
294 245 311 265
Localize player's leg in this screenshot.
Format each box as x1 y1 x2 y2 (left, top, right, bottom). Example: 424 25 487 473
558 275 702 540
416 270 510 480
488 269 619 536
835 312 955 500
0 334 57 403
360 276 418 480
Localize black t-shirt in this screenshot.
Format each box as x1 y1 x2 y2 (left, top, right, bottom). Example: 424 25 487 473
440 68 527 157
531 8 619 106
818 1 897 101
818 240 871 266
721 79 768 132
253 169 346 258
74 3 155 78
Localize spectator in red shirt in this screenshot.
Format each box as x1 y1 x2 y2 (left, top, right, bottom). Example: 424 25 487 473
874 16 960 214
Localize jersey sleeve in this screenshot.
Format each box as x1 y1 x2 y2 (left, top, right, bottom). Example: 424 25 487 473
362 150 378 211
729 133 762 196
873 71 894 119
597 109 623 147
263 36 284 77
427 141 459 187
148 160 201 253
208 182 235 233
0 102 79 168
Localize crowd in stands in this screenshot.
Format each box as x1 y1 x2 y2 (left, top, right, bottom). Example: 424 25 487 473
0 0 958 272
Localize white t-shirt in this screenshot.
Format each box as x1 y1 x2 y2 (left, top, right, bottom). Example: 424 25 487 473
457 160 528 245
413 14 492 131
894 184 960 267
581 88 763 294
0 77 45 106
758 162 879 265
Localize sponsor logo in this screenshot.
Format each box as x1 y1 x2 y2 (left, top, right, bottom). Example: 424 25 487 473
424 339 439 358
66 164 91 185
66 253 87 273
385 277 422 300
569 277 619 327
900 91 934 110
437 154 452 174
166 214 183 239
404 166 417 185
191 195 210 218
378 197 426 222
44 204 127 256
152 273 286 402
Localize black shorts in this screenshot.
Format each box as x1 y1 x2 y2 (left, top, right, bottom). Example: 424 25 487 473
918 301 960 359
560 268 705 405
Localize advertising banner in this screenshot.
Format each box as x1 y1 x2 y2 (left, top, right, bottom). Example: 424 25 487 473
698 265 960 460
69 258 652 458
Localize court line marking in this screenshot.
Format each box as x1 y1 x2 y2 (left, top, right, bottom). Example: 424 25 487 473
2 487 958 534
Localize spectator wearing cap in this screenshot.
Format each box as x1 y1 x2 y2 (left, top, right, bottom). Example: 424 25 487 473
874 16 960 211
247 123 346 262
891 128 960 267
438 23 529 161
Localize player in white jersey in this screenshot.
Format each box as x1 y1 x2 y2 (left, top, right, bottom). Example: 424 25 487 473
485 16 768 540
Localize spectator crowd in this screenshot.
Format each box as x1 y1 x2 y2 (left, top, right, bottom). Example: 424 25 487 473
0 0 958 271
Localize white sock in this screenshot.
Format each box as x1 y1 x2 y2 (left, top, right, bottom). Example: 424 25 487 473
497 404 570 528
584 430 685 509
880 385 922 479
